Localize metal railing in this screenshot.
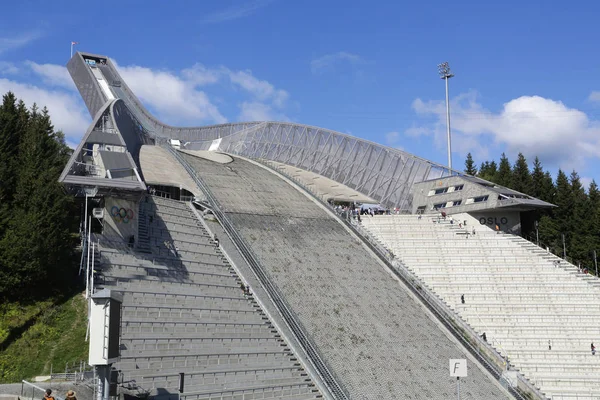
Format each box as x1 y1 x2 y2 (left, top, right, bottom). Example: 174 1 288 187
164 146 348 400
21 381 64 400
254 158 549 400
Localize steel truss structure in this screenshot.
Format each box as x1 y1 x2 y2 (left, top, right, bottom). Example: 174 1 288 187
67 51 456 209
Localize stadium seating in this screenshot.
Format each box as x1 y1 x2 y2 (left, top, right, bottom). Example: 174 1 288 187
94 196 323 400
360 214 600 400
180 153 511 400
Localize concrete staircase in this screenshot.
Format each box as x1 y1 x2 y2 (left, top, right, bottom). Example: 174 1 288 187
360 214 600 400
94 196 322 400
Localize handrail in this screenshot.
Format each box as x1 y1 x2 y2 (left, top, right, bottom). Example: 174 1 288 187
21 380 64 400
164 146 349 400
254 158 549 400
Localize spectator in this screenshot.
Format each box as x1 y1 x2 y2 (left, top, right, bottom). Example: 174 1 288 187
44 389 55 400
461 294 465 304
481 332 487 342
214 234 219 247
66 391 77 400
548 340 552 351
472 227 476 235
592 342 596 355
495 224 500 234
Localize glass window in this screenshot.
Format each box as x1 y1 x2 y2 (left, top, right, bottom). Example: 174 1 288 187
452 200 462 206
454 184 464 191
434 187 448 195
473 195 489 203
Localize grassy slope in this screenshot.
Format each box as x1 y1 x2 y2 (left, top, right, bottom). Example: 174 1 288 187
0 292 88 383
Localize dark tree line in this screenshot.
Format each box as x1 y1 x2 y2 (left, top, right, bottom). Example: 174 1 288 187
465 152 600 271
0 91 76 299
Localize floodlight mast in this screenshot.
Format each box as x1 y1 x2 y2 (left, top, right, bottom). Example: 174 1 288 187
438 62 454 170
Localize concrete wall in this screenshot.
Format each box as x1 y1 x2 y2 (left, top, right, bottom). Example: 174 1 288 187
67 53 107 117
103 197 138 242
412 176 503 215
452 211 522 234
111 100 150 175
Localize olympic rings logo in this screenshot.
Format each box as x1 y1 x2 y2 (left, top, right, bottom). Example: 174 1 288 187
111 206 135 224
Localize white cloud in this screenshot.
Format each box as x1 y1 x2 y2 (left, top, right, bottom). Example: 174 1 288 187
26 61 76 90
385 131 399 144
0 78 90 140
581 176 594 190
588 91 600 103
181 63 222 86
115 61 290 124
409 90 600 170
310 52 363 74
0 61 18 75
201 0 273 24
0 32 41 54
228 70 288 107
384 131 405 151
115 64 227 125
238 101 287 122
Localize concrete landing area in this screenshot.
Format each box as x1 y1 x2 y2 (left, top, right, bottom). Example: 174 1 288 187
139 146 199 195
179 150 233 164
265 160 376 204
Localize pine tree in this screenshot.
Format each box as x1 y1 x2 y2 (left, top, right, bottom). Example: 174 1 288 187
496 153 512 187
552 170 573 254
464 153 477 175
0 94 28 226
541 171 556 204
586 180 600 270
0 99 73 297
511 153 532 194
530 157 545 200
569 171 589 265
478 161 498 182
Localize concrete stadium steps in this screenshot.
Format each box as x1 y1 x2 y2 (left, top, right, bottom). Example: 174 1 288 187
181 153 510 400
178 383 321 400
119 351 298 371
101 270 240 289
140 367 311 391
122 321 276 336
122 305 265 323
102 263 237 284
93 196 322 399
103 280 242 298
121 290 254 309
122 337 286 353
360 214 600 399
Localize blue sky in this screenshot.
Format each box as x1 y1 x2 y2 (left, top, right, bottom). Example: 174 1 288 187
1 0 600 186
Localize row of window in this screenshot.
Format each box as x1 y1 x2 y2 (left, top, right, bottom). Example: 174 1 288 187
429 184 464 196
465 195 489 205
417 193 491 212
499 193 529 200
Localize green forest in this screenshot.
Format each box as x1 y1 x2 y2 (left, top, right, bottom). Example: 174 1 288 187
0 91 87 382
465 152 600 272
0 91 77 299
